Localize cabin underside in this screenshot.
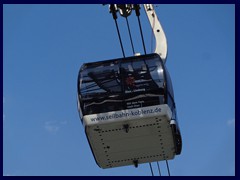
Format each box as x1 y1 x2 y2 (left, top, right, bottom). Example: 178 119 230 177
84 104 175 169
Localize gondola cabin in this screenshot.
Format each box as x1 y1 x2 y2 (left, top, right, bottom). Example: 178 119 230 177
77 53 182 168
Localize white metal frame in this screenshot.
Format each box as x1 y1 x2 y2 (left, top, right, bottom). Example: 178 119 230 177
144 4 168 63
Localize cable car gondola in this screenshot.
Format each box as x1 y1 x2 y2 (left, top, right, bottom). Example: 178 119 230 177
77 53 182 169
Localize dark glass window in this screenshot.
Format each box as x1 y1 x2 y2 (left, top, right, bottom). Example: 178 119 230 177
78 54 168 115
165 67 174 98
80 60 121 96
164 67 176 119
80 60 123 115
121 55 165 109
121 56 164 93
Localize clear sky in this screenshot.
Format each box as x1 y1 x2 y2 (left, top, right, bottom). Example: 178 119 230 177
3 4 235 176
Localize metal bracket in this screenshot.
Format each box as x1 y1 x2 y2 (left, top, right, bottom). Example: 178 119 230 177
108 4 168 63
143 4 168 63
109 4 133 18
117 4 133 17
133 159 139 168
123 124 129 133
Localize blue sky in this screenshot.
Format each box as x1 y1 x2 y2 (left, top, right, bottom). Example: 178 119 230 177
3 4 235 176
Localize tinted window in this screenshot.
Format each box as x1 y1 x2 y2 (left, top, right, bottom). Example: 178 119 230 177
121 56 164 94
80 60 121 98
165 67 176 118
165 67 174 99
120 55 165 109
78 54 167 114
79 60 123 114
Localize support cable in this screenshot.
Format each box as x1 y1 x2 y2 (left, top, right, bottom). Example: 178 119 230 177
125 17 135 55
166 160 171 176
114 19 126 58
157 161 162 176
134 4 147 55
149 162 154 176
110 4 126 58
137 15 147 55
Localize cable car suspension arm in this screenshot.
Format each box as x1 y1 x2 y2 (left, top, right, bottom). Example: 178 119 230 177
143 4 168 63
